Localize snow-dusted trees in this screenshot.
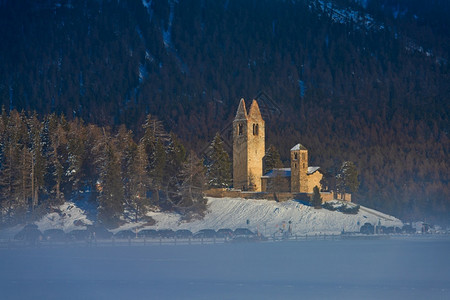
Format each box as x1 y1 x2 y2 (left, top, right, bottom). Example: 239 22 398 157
13 111 33 215
205 133 231 188
66 118 87 196
163 133 187 205
336 161 360 200
0 111 34 221
28 113 45 211
0 110 205 227
0 109 21 221
118 126 150 222
46 114 68 204
179 151 206 217
0 110 47 220
96 130 124 227
140 114 169 205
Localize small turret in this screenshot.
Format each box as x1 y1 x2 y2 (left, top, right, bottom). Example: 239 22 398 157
291 143 309 193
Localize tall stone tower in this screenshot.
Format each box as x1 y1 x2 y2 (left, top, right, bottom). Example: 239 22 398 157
290 144 309 193
233 99 265 191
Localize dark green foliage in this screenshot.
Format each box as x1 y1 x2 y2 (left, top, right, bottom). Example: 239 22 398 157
311 186 323 209
264 145 284 174
206 133 232 188
336 161 360 200
119 127 149 223
140 114 168 204
98 144 124 228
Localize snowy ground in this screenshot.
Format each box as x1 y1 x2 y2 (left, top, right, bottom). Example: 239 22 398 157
0 197 403 239
0 236 449 299
111 197 402 236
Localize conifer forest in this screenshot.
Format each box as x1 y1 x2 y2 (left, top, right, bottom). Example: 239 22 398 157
0 0 448 225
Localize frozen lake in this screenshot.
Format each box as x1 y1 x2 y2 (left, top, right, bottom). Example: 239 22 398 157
1 236 449 299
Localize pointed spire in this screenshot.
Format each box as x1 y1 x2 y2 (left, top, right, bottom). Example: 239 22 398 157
248 99 263 121
234 98 248 121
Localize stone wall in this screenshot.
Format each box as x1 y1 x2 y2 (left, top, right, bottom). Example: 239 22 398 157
307 171 323 193
204 189 351 203
261 176 290 193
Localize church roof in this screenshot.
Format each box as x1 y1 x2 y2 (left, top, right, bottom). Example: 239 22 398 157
291 143 307 151
261 166 321 178
307 166 321 175
261 168 291 178
234 98 248 121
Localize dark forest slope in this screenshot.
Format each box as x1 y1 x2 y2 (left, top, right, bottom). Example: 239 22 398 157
0 0 448 222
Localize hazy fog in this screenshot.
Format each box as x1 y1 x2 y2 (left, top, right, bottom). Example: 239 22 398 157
1 237 449 299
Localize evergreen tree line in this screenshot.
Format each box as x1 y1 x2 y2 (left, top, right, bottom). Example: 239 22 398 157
0 0 448 223
0 109 207 227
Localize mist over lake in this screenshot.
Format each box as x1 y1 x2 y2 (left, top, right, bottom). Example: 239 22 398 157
1 236 449 299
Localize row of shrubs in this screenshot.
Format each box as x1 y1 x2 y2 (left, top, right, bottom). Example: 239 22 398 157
13 224 259 243
360 223 416 235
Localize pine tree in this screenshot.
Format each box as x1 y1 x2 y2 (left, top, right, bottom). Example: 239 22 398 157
206 132 231 188
179 151 206 215
140 114 168 205
150 139 167 204
165 132 186 178
83 124 104 203
164 133 186 204
264 145 283 174
28 113 45 211
15 111 32 217
66 118 87 197
98 143 124 227
311 186 323 208
0 109 18 222
47 114 68 204
336 161 360 201
121 130 150 222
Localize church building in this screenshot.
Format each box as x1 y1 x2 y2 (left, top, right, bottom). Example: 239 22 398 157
232 99 325 194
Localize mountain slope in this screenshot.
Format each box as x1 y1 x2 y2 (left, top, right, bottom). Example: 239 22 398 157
0 0 448 222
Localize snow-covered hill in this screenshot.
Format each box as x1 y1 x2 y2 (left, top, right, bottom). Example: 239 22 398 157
140 198 402 236
1 197 402 238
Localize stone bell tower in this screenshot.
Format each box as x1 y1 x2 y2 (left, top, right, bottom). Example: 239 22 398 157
291 143 309 193
233 99 265 191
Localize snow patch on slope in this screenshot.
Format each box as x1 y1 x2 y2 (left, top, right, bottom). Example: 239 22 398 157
35 202 93 233
1 198 402 237
121 197 403 236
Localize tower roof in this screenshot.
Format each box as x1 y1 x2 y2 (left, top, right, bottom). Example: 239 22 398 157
234 98 248 121
291 143 307 151
248 99 264 122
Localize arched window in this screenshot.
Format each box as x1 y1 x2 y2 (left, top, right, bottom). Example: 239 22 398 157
253 124 259 136
294 153 298 160
238 124 243 136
